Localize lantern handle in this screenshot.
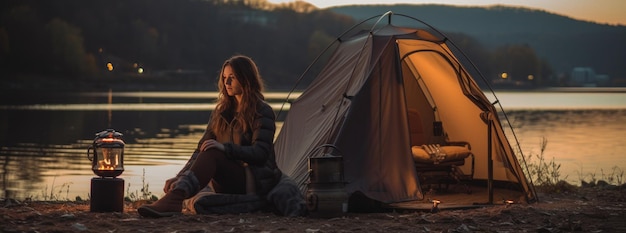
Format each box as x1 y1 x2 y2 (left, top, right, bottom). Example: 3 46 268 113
306 144 343 158
87 145 94 161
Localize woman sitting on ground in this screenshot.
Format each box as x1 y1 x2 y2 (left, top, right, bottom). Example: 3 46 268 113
138 55 282 218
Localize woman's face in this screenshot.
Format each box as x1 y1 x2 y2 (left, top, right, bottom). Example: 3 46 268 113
223 65 243 97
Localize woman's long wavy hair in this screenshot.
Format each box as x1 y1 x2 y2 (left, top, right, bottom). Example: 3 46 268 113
210 55 265 134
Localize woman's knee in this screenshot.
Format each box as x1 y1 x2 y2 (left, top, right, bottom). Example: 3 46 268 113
197 148 226 160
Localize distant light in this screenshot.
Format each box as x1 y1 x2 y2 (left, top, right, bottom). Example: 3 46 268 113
138 67 144 74
133 63 138 68
107 62 114 71
98 48 103 53
527 75 534 80
501 72 508 79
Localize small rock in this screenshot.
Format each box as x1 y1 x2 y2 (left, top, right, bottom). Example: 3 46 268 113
72 223 88 231
60 213 76 220
455 224 471 233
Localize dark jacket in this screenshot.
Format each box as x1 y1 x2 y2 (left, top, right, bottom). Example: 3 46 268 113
183 101 282 196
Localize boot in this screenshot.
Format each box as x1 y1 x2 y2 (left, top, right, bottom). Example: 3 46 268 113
137 190 186 217
137 149 218 218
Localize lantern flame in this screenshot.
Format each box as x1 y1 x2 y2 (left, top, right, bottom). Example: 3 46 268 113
504 200 514 207
97 158 118 170
430 199 441 213
96 146 121 171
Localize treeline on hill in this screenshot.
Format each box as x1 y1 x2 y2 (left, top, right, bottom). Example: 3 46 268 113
0 0 355 90
2 0 621 91
331 4 626 87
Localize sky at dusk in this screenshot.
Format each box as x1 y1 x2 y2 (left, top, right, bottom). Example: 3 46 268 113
268 0 626 26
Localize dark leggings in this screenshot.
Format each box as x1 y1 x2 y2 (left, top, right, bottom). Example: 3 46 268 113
190 149 247 194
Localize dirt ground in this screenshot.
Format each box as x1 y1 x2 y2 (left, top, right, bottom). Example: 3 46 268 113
2 186 625 233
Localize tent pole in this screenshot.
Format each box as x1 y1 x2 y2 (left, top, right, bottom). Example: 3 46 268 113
487 117 494 204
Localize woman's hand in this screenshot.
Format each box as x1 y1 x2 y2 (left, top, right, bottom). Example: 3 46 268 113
163 177 178 193
200 139 225 152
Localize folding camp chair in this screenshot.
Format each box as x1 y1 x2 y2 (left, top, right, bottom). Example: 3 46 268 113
408 109 474 193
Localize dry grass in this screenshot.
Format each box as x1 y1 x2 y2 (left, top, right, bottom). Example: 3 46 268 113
521 137 624 193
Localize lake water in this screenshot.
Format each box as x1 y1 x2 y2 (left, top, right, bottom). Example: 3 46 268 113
1 89 625 200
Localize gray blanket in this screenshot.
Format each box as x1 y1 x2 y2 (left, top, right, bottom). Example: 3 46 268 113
184 174 307 217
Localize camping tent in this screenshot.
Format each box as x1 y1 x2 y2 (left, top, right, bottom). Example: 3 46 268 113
274 12 537 209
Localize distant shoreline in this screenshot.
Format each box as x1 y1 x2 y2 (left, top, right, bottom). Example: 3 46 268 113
2 75 625 93
490 87 626 93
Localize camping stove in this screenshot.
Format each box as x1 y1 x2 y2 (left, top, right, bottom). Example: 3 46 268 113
306 145 348 218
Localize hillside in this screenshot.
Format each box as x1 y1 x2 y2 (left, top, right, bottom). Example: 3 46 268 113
330 4 626 81
2 1 625 91
0 0 355 91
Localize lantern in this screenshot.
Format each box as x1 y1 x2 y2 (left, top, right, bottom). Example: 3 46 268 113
87 129 125 177
87 129 125 212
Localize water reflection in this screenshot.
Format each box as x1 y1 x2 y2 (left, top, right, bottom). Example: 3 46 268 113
1 91 625 200
1 120 204 200
506 109 626 183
